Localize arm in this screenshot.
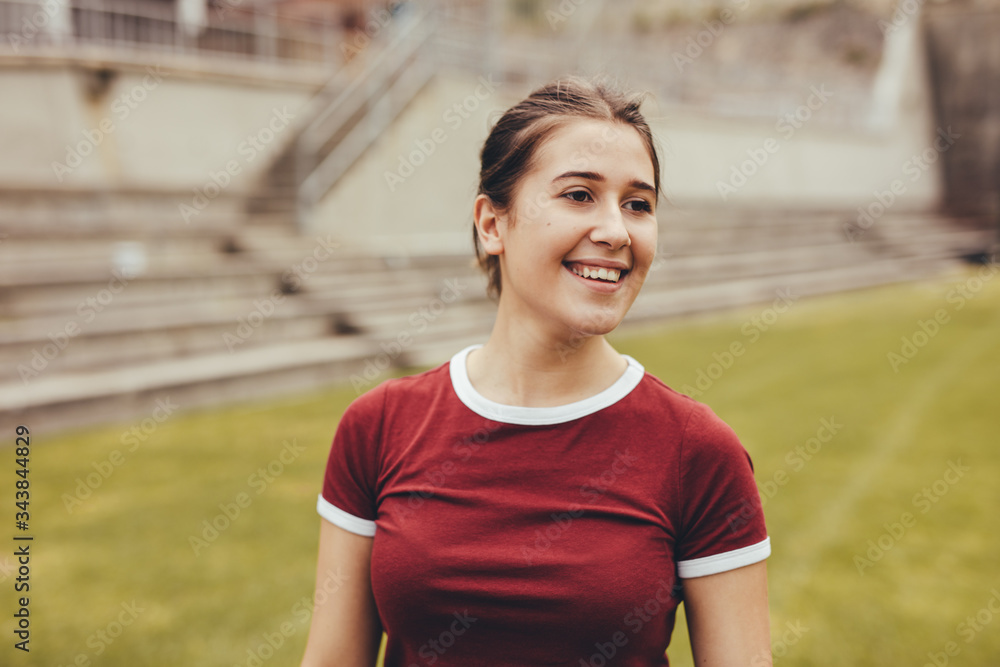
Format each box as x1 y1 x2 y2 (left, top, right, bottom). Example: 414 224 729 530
682 561 771 667
300 519 383 667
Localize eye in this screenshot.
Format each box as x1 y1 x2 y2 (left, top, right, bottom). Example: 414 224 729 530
623 199 653 213
562 190 592 203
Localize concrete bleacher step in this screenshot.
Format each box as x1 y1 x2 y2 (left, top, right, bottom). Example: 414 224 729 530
862 225 995 257
2 191 991 434
347 299 497 370
0 188 246 238
0 269 283 318
302 271 482 309
0 249 257 285
647 241 881 287
661 225 850 253
0 236 236 265
348 299 496 344
0 337 379 434
628 254 960 321
0 305 342 377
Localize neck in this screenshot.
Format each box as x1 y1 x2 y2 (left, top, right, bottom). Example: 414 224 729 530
466 298 627 407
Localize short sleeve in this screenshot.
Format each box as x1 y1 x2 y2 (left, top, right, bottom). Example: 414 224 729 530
316 383 385 537
675 402 770 578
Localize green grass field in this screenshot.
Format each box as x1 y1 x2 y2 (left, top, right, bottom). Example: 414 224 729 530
4 264 999 667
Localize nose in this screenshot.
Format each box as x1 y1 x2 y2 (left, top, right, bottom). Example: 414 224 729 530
590 203 631 249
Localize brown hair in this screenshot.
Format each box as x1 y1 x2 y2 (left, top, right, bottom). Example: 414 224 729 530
474 76 661 300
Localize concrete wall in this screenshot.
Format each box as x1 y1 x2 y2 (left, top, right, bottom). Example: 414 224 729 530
308 17 944 255
307 73 508 256
0 60 318 193
0 2 948 251
655 9 941 211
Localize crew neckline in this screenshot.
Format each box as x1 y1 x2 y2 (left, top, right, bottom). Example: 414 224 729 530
448 344 645 425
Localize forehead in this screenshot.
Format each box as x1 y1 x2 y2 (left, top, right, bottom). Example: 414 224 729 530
531 118 654 183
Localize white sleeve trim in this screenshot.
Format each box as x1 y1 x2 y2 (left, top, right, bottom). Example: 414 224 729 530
677 537 770 578
316 494 376 537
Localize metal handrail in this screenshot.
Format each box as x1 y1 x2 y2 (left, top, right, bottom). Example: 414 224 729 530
293 8 440 228
299 8 432 147
300 56 436 207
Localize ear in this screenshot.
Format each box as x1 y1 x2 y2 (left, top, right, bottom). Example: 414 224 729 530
473 194 506 256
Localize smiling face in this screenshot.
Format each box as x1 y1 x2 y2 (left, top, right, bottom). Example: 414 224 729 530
477 118 658 340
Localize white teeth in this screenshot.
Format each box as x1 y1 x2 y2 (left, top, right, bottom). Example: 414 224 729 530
570 265 622 283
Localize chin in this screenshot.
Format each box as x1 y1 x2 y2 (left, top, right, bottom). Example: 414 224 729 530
567 305 626 337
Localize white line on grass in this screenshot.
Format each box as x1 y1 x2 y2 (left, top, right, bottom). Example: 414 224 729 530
783 311 1000 595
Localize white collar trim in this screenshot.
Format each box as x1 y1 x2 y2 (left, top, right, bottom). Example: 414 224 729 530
448 344 645 425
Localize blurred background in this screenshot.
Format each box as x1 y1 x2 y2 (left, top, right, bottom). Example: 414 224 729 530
1 0 999 665
0 0 997 429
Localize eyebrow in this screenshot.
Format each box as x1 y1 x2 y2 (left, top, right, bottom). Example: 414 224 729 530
553 171 656 194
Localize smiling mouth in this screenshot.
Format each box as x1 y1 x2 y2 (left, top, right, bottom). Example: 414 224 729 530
563 262 628 284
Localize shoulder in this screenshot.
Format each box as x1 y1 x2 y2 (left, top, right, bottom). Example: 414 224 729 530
347 360 453 418
625 370 716 426
332 361 455 460
631 370 749 462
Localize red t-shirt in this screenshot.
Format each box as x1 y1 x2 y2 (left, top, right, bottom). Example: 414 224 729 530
318 345 769 666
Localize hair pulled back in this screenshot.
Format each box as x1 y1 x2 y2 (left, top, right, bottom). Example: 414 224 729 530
474 76 660 300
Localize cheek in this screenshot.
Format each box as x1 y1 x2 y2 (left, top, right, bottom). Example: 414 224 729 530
633 226 658 265
529 220 584 259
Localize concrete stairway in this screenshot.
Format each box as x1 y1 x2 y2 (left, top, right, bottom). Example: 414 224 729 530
0 194 993 434
0 199 488 433
247 7 440 224
628 207 995 321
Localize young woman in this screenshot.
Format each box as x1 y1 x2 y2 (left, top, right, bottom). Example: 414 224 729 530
300 77 771 667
